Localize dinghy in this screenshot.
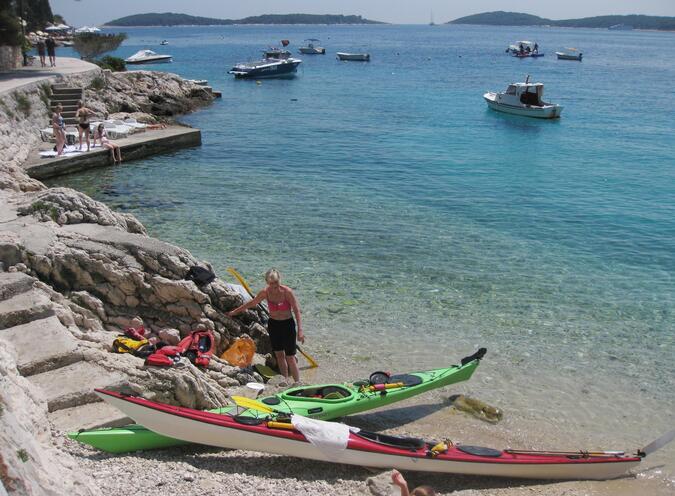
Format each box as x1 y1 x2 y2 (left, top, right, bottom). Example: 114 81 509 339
96 389 671 480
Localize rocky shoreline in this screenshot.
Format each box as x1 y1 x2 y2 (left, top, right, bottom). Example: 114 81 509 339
0 66 273 495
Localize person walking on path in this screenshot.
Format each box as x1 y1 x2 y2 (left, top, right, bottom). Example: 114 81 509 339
227 268 305 383
95 124 122 163
52 104 66 156
75 101 95 151
36 38 46 67
45 36 56 67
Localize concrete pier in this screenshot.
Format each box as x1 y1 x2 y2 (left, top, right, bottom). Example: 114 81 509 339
23 125 201 180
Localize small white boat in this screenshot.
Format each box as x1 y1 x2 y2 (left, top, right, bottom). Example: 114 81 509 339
299 39 325 54
556 48 583 61
337 52 370 62
506 40 537 54
484 76 563 119
160 40 169 46
95 389 674 481
229 57 302 79
125 50 172 65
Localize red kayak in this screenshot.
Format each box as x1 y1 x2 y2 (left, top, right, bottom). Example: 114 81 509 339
96 389 672 480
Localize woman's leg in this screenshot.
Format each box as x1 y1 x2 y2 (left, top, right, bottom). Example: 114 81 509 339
84 129 91 151
113 144 122 162
103 143 116 162
274 350 289 379
56 131 65 155
285 355 300 382
78 127 84 149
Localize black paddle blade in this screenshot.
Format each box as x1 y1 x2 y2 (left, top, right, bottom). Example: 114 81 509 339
461 347 487 366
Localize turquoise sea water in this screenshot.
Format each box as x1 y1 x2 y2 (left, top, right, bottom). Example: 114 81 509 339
53 25 674 481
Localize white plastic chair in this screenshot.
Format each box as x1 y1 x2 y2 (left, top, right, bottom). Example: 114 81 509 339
102 121 128 139
110 120 136 135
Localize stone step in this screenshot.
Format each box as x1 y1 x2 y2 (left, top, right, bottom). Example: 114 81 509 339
0 289 54 330
50 98 81 107
0 272 36 302
28 361 127 412
51 104 78 112
2 315 80 376
51 87 83 95
50 401 132 433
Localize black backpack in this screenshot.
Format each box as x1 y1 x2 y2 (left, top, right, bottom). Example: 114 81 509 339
186 265 216 285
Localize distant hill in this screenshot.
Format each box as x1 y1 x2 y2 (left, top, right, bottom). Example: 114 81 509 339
104 12 384 26
448 11 675 31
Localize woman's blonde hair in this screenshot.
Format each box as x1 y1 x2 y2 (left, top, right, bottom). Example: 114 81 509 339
265 268 281 283
411 486 436 496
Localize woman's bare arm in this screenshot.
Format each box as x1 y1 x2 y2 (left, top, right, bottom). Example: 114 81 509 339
287 288 304 342
227 289 266 317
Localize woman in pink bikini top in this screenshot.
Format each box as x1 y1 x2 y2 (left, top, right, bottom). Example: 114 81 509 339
227 268 304 383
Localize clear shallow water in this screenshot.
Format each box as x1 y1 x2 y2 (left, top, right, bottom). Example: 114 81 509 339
53 25 674 482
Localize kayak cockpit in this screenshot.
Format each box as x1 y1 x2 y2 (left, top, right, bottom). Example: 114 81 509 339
279 384 355 402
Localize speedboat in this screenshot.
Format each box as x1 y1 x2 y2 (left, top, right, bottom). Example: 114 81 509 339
229 57 302 79
556 48 583 61
299 39 325 54
264 47 291 59
125 50 172 64
337 52 370 61
484 76 563 119
160 40 169 46
95 388 674 480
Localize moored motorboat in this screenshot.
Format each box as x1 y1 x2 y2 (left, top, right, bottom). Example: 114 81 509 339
229 57 302 79
337 52 370 61
556 48 583 61
299 39 325 54
125 49 172 64
484 76 563 119
69 349 486 453
96 389 671 480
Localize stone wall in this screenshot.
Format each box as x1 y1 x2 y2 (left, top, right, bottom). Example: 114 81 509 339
0 46 22 71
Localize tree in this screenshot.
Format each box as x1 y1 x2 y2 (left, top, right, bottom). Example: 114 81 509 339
72 32 127 60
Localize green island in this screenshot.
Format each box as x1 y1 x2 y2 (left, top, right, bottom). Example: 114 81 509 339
448 11 675 31
104 12 384 27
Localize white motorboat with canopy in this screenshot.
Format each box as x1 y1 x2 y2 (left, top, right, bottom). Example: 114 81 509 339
125 50 172 64
299 39 325 54
484 76 563 119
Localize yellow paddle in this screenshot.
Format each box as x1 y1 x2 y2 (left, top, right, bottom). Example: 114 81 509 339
226 267 319 368
231 395 274 414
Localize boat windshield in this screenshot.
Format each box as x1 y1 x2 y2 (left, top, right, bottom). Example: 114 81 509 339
506 85 517 95
519 86 543 106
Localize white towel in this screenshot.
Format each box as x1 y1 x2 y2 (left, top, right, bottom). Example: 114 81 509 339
291 414 355 461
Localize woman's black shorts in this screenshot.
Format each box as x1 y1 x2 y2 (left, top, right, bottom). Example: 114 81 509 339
268 318 296 355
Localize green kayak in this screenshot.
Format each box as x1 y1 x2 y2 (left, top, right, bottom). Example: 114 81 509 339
68 348 486 453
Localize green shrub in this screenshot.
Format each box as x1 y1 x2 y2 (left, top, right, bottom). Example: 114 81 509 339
17 449 29 463
0 11 21 46
73 32 127 60
13 93 31 116
95 56 126 72
89 77 106 91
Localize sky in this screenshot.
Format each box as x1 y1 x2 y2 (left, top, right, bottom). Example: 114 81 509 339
51 0 675 27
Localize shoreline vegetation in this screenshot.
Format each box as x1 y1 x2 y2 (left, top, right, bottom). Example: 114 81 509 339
448 11 675 31
104 12 385 27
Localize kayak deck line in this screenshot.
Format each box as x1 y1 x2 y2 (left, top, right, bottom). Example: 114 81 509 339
94 389 644 480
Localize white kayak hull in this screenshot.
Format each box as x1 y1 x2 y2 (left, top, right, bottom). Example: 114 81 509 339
97 390 641 480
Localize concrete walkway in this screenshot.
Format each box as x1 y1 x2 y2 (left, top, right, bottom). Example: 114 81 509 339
24 125 202 179
0 57 99 95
